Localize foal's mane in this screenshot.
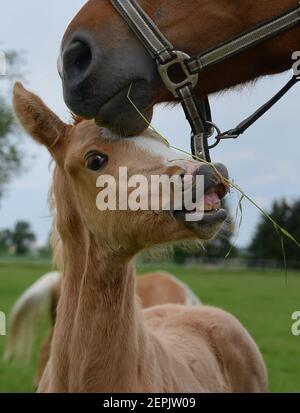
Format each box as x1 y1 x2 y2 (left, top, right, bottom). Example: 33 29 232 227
48 179 64 271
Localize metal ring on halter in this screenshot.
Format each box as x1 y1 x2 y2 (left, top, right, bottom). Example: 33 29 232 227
206 121 223 149
157 51 199 98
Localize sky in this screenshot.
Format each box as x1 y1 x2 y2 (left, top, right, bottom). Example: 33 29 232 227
0 0 300 248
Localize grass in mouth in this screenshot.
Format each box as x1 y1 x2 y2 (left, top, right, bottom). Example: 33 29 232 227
127 83 300 275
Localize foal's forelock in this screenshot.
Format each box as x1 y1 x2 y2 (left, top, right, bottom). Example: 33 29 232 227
48 176 64 271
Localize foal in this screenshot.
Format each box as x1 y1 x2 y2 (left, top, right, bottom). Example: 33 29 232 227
13 83 268 393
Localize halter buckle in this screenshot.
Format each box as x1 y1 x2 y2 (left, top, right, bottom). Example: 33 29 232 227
157 51 199 98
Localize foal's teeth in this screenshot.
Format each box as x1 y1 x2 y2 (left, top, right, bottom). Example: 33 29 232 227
204 207 218 212
204 201 221 212
204 204 213 212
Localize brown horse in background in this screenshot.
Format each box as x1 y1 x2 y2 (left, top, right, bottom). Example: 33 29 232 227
60 0 300 136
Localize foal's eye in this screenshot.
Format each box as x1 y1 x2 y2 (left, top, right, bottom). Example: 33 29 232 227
85 152 107 171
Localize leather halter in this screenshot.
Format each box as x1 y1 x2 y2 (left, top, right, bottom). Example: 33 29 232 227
111 0 300 162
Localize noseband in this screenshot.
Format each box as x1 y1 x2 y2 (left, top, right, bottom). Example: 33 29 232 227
111 0 300 162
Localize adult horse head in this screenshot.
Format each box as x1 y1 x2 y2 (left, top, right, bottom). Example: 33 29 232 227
60 0 300 136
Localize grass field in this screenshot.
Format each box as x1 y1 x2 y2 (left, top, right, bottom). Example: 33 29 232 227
0 260 299 393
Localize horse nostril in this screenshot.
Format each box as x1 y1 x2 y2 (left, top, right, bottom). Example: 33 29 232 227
63 40 93 79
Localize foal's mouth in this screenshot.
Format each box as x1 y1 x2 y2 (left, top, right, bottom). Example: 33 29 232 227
173 181 228 227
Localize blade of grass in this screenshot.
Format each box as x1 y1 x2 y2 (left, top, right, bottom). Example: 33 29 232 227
225 194 245 260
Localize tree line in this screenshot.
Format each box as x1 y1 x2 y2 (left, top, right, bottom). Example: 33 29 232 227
0 51 23 201
248 199 300 267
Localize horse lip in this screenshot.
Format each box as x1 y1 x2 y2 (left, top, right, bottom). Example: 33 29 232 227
204 182 228 200
94 79 153 136
172 207 227 221
172 208 228 231
97 79 145 113
98 84 131 111
201 208 227 223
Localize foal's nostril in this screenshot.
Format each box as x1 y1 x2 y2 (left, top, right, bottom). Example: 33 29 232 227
213 163 229 181
195 163 229 193
63 40 93 79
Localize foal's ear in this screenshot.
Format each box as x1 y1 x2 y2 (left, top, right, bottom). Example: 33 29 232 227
13 82 67 153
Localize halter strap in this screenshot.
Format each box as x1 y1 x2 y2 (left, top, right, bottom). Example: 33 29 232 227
188 4 300 74
111 0 212 161
110 0 174 63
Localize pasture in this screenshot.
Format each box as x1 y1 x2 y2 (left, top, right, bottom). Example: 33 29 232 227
0 259 299 393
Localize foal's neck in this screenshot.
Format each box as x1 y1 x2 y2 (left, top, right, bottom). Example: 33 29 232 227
53 234 146 392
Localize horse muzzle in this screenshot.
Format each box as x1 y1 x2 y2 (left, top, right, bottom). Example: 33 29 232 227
60 31 161 136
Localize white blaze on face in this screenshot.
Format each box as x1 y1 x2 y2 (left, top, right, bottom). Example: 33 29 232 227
131 130 192 167
131 131 204 221
100 126 195 168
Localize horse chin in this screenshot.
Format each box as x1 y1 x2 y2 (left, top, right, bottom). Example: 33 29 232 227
93 83 155 137
95 100 153 137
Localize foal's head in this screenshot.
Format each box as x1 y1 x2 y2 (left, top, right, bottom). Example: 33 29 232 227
13 83 229 257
